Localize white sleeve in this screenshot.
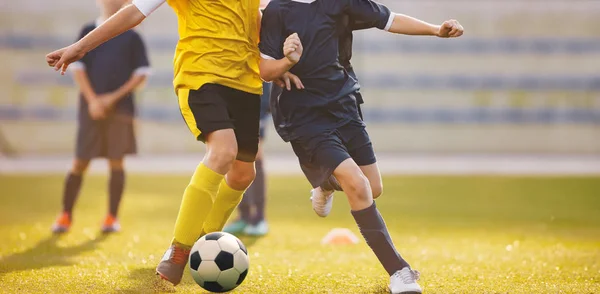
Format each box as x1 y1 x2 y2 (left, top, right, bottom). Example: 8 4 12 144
132 0 165 17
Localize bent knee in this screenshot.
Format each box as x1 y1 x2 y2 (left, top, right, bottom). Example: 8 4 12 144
207 146 238 170
226 164 256 190
343 174 371 201
372 183 383 199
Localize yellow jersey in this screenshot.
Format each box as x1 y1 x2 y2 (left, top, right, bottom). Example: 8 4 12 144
166 0 263 95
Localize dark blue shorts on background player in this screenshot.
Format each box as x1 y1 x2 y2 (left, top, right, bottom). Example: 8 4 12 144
72 20 150 160
260 0 392 188
259 81 274 139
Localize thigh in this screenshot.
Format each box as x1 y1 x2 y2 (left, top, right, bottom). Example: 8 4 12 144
178 84 234 142
106 114 137 160
227 89 261 163
359 162 382 197
75 118 104 160
291 133 350 188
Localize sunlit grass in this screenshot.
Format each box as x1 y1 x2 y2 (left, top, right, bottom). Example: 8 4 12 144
1 175 599 293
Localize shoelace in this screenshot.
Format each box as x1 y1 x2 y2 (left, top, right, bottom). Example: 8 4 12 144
171 246 191 265
394 269 420 284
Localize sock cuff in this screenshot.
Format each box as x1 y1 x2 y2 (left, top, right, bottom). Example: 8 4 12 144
68 173 83 179
351 201 376 217
219 179 246 194
196 163 225 185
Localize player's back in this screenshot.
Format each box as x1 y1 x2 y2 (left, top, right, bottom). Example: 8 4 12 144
167 0 262 94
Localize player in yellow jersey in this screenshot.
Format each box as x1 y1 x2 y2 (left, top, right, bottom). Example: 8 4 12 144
46 0 264 286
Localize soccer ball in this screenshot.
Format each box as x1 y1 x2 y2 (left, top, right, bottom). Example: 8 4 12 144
189 232 249 293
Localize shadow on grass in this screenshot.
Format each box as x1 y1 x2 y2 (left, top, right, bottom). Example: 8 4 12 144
118 267 177 294
0 234 108 275
366 285 390 294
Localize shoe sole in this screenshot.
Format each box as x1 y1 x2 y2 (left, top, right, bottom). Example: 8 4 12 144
389 288 421 294
156 271 179 286
52 227 69 234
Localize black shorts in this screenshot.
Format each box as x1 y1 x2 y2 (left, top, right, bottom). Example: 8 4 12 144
178 83 261 162
76 113 136 160
290 121 376 188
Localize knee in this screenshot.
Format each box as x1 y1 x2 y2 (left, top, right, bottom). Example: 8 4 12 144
109 159 124 171
71 159 90 175
372 182 383 199
343 173 372 203
207 145 238 170
226 164 256 191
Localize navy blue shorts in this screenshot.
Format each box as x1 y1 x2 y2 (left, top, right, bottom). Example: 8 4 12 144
291 121 376 188
259 82 273 139
76 113 136 160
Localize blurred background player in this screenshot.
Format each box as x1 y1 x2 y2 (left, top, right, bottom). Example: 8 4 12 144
51 0 150 234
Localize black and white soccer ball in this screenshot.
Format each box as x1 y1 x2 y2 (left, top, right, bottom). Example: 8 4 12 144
189 232 249 293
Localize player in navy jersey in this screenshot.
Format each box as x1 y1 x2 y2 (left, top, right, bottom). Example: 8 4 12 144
259 0 463 293
51 0 150 234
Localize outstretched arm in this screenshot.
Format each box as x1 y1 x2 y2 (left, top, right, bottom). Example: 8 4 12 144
388 14 463 38
46 0 164 74
344 0 463 38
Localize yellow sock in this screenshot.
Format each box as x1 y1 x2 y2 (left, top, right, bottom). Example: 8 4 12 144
173 163 224 246
202 179 245 235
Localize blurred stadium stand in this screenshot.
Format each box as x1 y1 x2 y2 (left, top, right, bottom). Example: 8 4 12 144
1 0 599 155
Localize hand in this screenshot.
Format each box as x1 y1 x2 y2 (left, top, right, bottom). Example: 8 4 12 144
284 33 303 64
46 43 86 75
88 99 107 120
436 19 463 38
97 92 120 110
274 72 304 91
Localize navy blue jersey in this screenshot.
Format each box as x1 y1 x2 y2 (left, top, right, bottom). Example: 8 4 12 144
340 16 379 105
74 22 150 118
260 0 391 141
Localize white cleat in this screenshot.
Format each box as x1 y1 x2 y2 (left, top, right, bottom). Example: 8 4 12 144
310 187 334 217
389 267 422 294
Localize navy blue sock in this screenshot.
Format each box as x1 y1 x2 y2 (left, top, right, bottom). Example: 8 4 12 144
63 173 83 214
351 202 410 275
109 169 125 217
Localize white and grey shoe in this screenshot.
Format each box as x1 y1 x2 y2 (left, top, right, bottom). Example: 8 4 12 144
389 267 422 294
310 187 334 217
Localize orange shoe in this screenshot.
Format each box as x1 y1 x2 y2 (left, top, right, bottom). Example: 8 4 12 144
101 214 121 233
52 212 71 234
156 242 191 286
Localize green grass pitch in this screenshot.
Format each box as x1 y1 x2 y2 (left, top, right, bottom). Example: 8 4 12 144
0 174 599 293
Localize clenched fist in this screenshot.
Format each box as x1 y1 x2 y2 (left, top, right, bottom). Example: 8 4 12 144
436 19 464 38
46 43 87 75
284 33 303 64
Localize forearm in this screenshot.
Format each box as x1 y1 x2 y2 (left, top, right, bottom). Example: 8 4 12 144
259 58 296 82
72 70 96 103
109 74 147 103
388 14 439 36
76 5 146 54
